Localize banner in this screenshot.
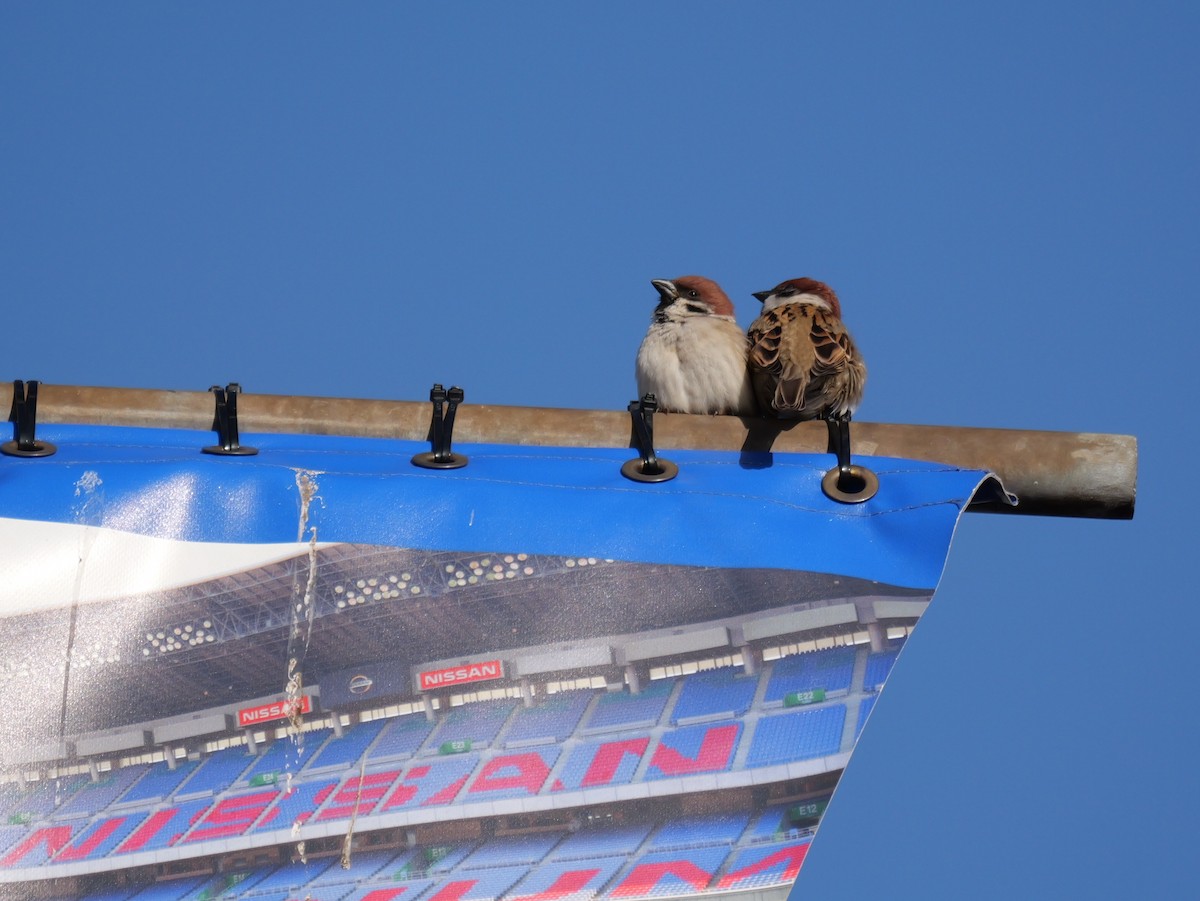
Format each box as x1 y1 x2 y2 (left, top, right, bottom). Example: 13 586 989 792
0 423 1007 899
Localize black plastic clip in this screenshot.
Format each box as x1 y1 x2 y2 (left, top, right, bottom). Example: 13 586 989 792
412 384 468 470
2 380 57 458
202 383 258 456
621 394 678 483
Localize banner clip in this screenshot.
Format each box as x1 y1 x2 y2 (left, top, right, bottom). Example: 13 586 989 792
202 383 258 456
2 380 57 458
412 384 468 470
621 394 678 483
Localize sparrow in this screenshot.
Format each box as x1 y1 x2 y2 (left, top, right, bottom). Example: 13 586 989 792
635 275 756 415
747 277 867 478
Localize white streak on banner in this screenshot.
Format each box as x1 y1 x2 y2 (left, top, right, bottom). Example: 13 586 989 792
285 470 321 865
62 473 104 740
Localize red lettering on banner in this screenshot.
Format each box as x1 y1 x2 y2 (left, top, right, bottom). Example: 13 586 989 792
513 869 602 901
0 826 73 866
237 695 312 728
418 660 504 691
649 724 739 776
469 753 550 795
54 817 127 862
428 881 478 901
183 790 277 843
581 737 649 787
717 843 810 887
610 860 713 896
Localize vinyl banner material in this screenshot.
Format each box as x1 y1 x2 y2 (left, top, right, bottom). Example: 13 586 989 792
0 423 1005 901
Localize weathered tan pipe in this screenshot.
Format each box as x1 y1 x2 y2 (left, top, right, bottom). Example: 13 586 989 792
15 383 1137 519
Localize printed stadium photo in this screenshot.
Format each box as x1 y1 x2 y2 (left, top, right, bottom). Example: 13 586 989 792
0 539 929 901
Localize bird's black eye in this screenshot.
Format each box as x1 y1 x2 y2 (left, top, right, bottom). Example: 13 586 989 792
688 289 699 298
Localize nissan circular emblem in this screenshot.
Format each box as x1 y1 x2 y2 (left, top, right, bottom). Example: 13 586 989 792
348 674 374 695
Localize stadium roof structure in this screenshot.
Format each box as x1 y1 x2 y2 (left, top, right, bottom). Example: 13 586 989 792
0 540 924 739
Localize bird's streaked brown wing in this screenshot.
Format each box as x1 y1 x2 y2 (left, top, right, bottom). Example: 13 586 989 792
749 303 864 418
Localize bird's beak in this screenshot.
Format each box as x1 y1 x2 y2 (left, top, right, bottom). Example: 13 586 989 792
651 279 678 302
752 291 771 303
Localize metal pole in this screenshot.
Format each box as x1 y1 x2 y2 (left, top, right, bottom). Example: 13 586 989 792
19 383 1136 520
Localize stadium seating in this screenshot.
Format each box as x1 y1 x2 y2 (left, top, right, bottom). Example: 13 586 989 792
644 722 742 779
307 721 389 772
117 759 200 805
464 748 559 801
548 823 653 862
55 812 147 861
716 840 810 889
55 767 147 819
121 875 208 900
246 778 339 835
856 695 876 739
743 804 792 843
553 736 648 792
343 879 433 901
457 832 565 869
607 847 730 896
369 716 437 761
176 747 257 797
669 668 758 724
506 855 625 901
583 681 673 732
503 690 595 746
645 812 749 851
763 647 856 701
0 659 889 897
431 700 519 749
240 856 337 894
863 641 904 691
744 706 846 768
243 733 322 782
377 757 478 812
114 798 212 854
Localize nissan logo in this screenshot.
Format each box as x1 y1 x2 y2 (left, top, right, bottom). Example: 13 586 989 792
348 674 374 694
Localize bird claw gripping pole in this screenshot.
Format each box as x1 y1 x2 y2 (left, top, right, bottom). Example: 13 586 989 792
2 380 57 458
821 415 878 504
412 384 468 469
621 394 678 483
202 383 258 456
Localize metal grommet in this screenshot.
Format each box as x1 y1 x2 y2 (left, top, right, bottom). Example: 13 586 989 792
621 457 679 484
822 464 879 504
411 450 468 470
1 439 56 458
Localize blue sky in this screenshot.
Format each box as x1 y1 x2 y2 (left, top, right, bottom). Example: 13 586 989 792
3 3 1196 897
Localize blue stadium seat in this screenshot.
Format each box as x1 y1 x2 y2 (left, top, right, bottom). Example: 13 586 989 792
745 706 846 767
764 647 856 702
504 690 596 746
669 667 758 724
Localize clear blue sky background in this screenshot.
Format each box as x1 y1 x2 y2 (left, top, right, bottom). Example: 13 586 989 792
3 4 1196 898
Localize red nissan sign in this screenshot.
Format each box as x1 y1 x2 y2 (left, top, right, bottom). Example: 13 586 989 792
237 695 312 728
418 659 504 691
